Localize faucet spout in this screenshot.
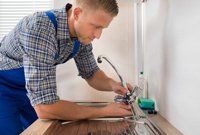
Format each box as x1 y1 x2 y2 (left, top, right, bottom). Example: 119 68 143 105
97 55 128 89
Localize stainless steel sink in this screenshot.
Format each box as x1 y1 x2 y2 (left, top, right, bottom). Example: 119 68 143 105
61 101 166 135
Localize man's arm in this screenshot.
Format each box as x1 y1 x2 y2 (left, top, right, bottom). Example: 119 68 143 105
74 44 132 95
34 100 132 120
86 70 115 92
86 70 132 95
34 70 133 120
33 70 133 120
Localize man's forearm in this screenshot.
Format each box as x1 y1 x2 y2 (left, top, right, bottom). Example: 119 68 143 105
34 100 107 120
86 70 117 92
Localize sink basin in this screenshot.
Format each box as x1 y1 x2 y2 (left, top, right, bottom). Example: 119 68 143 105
58 101 166 135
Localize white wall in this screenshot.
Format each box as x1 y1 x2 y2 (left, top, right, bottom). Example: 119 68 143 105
54 0 200 134
144 0 200 134
54 0 135 102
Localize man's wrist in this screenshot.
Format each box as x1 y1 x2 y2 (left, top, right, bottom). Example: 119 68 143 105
107 78 117 91
99 106 111 117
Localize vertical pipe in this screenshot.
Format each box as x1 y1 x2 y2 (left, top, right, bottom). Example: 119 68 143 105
134 0 139 84
134 0 147 84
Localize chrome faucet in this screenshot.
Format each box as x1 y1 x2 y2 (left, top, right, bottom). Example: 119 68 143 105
97 55 142 104
97 55 133 104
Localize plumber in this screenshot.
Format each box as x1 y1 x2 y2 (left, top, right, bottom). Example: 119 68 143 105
0 0 132 134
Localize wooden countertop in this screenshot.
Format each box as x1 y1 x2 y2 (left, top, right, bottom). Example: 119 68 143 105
21 102 183 135
21 114 183 135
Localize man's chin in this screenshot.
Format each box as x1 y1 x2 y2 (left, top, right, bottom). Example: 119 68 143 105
80 40 92 45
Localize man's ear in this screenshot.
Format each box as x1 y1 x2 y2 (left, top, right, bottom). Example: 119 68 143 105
73 7 82 20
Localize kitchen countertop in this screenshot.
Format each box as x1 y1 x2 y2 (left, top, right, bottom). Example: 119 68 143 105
21 102 183 135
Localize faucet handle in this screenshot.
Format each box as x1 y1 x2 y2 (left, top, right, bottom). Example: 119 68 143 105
114 95 130 104
114 91 132 105
114 86 142 104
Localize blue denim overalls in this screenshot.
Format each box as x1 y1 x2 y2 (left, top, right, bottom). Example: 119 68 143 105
0 9 80 134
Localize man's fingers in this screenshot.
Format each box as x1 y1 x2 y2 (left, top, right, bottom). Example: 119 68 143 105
118 103 131 110
116 85 127 95
121 88 128 95
127 83 133 91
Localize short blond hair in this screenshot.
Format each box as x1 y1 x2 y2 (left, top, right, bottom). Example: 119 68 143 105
73 0 119 16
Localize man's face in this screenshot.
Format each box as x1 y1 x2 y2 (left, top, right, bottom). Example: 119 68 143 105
73 8 114 45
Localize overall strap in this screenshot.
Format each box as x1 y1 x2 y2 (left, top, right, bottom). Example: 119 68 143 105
45 11 80 60
45 11 58 33
67 39 80 61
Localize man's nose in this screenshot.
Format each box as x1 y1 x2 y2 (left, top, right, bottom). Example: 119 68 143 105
94 29 102 39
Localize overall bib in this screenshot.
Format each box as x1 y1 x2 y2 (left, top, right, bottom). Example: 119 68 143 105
0 9 80 134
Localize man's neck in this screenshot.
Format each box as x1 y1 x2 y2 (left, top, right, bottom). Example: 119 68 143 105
67 9 77 38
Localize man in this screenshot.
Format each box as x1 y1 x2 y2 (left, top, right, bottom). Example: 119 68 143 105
0 0 132 134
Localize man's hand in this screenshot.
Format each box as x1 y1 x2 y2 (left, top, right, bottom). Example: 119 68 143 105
111 81 133 95
101 102 132 117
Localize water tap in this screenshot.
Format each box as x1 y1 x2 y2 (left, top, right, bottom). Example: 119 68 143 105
97 55 141 104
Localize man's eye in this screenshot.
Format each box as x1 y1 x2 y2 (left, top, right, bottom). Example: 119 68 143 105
96 26 102 29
